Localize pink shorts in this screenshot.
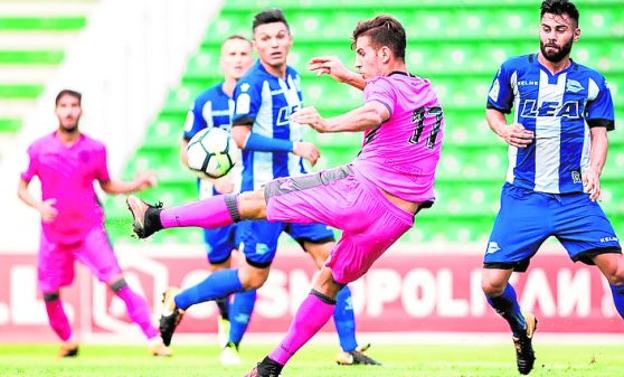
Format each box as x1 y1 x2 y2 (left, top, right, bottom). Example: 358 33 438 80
265 165 414 284
38 225 122 293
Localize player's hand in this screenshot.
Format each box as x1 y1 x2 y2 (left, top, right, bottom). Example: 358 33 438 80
583 168 601 201
291 106 329 133
293 141 320 166
37 198 58 223
213 176 234 194
134 171 157 191
499 123 534 148
308 56 352 83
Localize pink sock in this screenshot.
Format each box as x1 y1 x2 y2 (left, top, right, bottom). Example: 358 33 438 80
160 196 236 229
115 285 158 339
45 299 72 341
269 293 335 365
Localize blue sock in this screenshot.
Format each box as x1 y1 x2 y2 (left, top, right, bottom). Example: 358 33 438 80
333 286 358 352
609 284 624 319
228 289 257 347
174 269 243 311
486 284 526 337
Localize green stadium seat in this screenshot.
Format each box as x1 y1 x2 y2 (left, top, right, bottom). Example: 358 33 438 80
0 117 21 133
0 16 86 31
0 50 64 65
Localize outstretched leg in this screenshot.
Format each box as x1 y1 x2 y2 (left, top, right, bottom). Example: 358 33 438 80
126 191 266 238
160 264 269 347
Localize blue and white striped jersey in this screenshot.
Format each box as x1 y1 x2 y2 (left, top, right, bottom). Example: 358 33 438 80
232 60 306 192
487 53 615 194
183 82 234 141
182 82 241 198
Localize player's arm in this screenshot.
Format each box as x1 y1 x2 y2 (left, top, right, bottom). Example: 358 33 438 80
99 173 157 195
308 56 366 90
486 108 534 148
17 178 57 222
231 123 320 166
291 101 389 133
17 147 57 222
486 62 534 147
93 146 156 194
584 127 608 202
583 75 615 202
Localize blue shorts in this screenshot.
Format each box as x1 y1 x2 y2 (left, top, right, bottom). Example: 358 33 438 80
484 183 621 272
237 219 335 268
203 225 239 265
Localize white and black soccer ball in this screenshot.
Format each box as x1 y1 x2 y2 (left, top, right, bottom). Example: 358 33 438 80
186 127 238 179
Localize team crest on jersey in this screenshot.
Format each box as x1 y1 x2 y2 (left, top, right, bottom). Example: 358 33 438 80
566 79 584 93
571 170 582 184
240 83 250 92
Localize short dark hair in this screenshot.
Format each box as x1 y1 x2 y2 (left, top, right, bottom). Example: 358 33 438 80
351 15 406 60
55 89 81 106
541 0 579 25
252 9 289 32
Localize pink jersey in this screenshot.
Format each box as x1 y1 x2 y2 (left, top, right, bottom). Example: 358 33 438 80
21 132 110 244
351 73 444 203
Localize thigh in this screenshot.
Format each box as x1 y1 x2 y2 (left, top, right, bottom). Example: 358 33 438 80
326 210 412 284
38 232 75 292
483 185 550 272
264 166 365 230
75 226 122 283
237 219 284 268
555 194 622 264
203 224 237 265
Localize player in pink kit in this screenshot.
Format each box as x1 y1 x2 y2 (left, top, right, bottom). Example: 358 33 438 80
127 16 443 376
18 89 170 358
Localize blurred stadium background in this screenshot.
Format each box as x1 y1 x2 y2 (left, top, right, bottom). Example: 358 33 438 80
0 0 623 367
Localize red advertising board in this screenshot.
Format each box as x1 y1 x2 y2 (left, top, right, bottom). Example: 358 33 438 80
0 249 621 343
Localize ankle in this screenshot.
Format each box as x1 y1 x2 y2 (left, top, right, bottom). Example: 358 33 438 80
147 206 164 231
263 356 284 370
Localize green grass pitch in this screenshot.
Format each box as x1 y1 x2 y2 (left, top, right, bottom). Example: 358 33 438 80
0 343 622 376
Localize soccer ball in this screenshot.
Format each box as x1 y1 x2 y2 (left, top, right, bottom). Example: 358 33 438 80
186 127 238 179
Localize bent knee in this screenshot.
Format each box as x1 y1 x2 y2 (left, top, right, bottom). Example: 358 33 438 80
238 267 269 290
604 271 624 286
481 279 507 297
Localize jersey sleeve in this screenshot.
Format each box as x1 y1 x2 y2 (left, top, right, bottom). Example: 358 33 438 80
364 77 397 116
232 80 262 126
585 75 615 131
20 144 38 182
487 63 514 114
95 146 111 183
183 97 209 141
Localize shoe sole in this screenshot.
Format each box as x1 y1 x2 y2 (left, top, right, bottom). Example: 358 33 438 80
524 312 538 338
126 196 145 237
